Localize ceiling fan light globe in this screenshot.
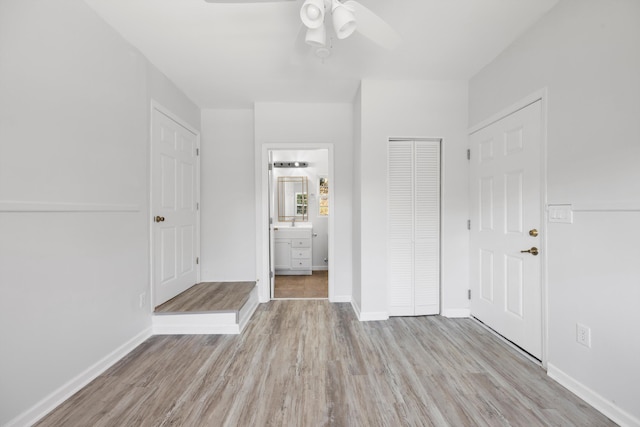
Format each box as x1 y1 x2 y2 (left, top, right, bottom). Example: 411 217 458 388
305 25 326 47
300 0 325 29
332 5 356 39
307 5 320 20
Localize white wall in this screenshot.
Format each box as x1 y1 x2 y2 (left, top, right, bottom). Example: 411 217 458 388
354 80 469 319
254 103 353 302
0 1 199 425
469 0 640 424
200 109 256 281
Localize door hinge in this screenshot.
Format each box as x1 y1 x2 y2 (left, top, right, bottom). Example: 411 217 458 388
467 149 470 160
269 217 273 225
268 163 273 171
468 289 471 300
196 202 199 210
196 148 200 156
196 257 199 265
270 271 274 278
467 219 471 230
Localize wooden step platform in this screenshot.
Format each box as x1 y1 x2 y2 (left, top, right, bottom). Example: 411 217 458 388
152 281 258 335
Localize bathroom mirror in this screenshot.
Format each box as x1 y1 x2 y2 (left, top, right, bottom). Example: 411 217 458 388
277 176 308 222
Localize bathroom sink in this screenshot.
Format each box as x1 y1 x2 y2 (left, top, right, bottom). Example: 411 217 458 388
274 223 312 229
274 224 312 239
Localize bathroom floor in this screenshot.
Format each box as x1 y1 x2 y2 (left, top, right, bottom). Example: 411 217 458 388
274 271 328 299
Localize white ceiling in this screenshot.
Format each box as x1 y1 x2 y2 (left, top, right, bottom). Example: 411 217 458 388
83 0 559 109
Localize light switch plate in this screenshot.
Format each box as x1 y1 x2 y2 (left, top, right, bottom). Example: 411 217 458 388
548 204 573 223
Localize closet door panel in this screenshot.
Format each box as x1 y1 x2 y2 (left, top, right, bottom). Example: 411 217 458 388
388 141 414 239
414 141 440 314
388 141 415 315
414 240 439 315
389 240 414 315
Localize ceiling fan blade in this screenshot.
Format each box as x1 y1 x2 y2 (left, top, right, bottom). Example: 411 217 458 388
204 0 295 3
344 0 401 50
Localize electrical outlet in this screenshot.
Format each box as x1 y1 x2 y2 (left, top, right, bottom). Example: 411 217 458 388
139 292 147 309
576 323 591 348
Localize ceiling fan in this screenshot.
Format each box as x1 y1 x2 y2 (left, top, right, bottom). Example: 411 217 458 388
204 0 401 58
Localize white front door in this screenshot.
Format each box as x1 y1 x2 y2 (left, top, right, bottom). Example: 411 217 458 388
469 100 543 359
151 107 199 307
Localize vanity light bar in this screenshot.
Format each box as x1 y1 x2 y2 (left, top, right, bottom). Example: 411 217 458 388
273 161 308 168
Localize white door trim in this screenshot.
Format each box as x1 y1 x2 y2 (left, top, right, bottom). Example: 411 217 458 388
468 88 549 367
256 143 335 303
149 100 201 309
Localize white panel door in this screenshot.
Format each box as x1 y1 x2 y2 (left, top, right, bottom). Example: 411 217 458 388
388 140 440 316
469 101 542 359
152 107 199 306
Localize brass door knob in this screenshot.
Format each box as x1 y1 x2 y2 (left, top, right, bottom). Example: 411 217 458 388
154 216 165 223
521 247 539 256
529 229 539 237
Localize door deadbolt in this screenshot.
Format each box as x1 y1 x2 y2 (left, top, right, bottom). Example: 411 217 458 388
154 216 165 223
529 229 539 237
521 247 539 256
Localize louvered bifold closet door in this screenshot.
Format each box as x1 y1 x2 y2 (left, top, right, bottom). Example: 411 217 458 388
388 141 415 316
388 140 440 316
414 141 440 315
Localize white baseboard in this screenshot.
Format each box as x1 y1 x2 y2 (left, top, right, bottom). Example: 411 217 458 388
359 311 389 321
350 299 362 319
441 308 471 318
238 286 260 333
547 363 640 427
351 300 389 321
330 295 351 303
312 266 328 271
6 327 152 427
153 323 240 334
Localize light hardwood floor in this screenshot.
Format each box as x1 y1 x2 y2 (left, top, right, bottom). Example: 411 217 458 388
37 301 614 426
155 282 255 313
274 271 328 299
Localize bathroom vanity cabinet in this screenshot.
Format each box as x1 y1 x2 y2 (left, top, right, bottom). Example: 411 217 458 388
274 227 312 275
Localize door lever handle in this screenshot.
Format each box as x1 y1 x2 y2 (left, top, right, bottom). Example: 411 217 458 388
521 247 539 256
154 216 165 223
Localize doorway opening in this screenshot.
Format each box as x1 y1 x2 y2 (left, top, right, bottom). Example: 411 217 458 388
261 146 334 301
